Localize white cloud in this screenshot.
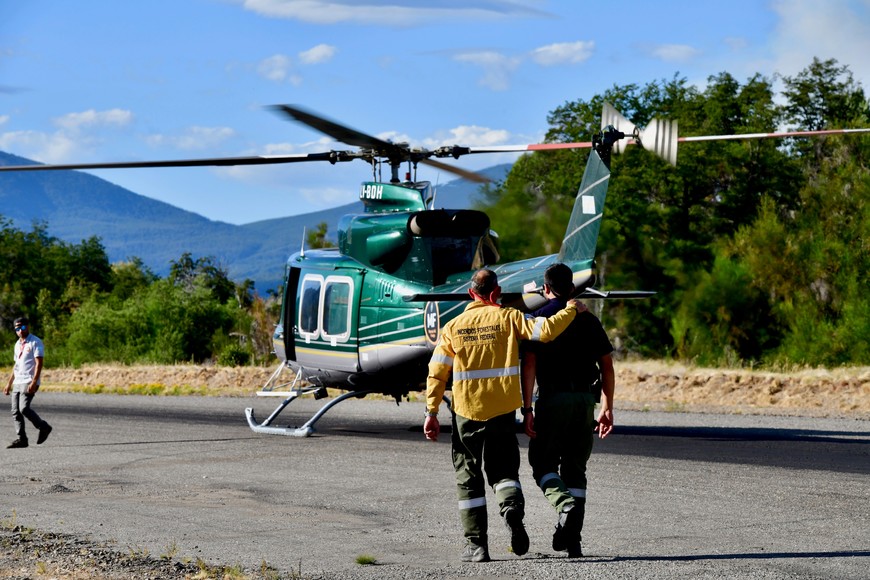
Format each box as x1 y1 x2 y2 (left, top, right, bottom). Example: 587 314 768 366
53 108 133 131
530 41 594 66
374 130 411 145
0 115 8 126
262 136 337 154
298 184 350 207
649 44 700 63
299 43 337 65
257 54 295 82
428 125 512 148
1 108 133 163
236 0 549 26
453 50 520 91
724 36 748 51
0 129 80 164
769 0 870 86
146 126 236 151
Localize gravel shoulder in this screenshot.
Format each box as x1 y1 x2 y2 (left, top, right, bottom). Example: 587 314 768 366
36 360 870 418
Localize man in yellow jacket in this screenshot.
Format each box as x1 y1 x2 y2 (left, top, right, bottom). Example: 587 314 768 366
424 268 584 562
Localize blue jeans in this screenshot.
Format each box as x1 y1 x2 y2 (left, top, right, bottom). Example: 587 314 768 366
10 391 48 439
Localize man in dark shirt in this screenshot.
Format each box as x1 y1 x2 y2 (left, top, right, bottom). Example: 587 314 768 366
521 263 615 557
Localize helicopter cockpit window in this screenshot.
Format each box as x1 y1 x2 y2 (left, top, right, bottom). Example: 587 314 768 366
299 276 322 338
322 276 353 342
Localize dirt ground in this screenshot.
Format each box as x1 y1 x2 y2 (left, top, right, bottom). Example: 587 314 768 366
36 360 870 418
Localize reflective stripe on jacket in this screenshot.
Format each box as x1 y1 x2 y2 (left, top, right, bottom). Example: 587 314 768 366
426 300 577 421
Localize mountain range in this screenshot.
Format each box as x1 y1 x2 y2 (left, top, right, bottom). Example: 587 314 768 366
0 151 509 291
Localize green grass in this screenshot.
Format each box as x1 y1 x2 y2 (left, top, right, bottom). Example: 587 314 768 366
355 554 378 565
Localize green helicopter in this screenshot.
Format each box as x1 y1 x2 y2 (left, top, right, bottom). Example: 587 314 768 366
6 103 859 436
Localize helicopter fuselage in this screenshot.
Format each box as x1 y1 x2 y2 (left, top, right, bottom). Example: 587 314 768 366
271 178 604 396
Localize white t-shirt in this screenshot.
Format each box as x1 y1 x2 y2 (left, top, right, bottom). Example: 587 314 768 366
13 334 45 392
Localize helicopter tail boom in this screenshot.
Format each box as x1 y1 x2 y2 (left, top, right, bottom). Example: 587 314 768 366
557 146 611 265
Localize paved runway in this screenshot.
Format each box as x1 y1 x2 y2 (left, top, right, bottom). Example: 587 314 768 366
1 393 868 579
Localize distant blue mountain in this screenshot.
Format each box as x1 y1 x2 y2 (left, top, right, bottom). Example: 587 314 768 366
0 152 509 291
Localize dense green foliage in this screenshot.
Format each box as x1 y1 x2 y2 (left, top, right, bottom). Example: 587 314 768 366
481 58 869 367
0 224 277 367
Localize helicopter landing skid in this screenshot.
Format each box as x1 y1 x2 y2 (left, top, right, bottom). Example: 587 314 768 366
245 364 374 437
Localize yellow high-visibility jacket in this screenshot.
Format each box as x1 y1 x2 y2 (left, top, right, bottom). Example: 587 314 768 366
426 300 579 421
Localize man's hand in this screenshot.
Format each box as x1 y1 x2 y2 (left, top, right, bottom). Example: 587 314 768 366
595 408 614 439
2 385 9 396
424 415 440 441
26 382 39 395
566 299 588 313
523 412 536 439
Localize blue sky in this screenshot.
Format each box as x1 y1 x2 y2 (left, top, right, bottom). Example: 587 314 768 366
2 0 869 225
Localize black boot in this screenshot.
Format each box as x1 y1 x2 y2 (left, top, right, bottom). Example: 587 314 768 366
37 424 52 445
552 502 584 553
503 506 529 556
7 437 28 449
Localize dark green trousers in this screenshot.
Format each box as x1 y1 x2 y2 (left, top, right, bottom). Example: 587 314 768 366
452 411 524 547
528 392 595 523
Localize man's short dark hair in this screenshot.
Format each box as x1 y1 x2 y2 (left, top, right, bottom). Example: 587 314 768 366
13 317 29 327
471 268 498 295
544 263 574 298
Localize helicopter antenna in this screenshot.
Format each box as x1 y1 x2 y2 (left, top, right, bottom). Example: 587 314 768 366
429 174 441 209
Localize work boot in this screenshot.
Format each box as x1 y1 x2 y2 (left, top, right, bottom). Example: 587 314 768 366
566 542 583 558
552 504 582 552
460 542 490 563
7 438 28 449
503 506 529 556
37 424 52 445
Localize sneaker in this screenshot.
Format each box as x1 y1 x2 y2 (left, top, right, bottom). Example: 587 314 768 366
503 506 529 556
552 505 582 552
567 542 583 558
37 424 52 445
6 438 28 449
460 542 490 563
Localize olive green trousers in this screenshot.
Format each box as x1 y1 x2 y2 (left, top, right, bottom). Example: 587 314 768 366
452 411 524 546
528 391 595 528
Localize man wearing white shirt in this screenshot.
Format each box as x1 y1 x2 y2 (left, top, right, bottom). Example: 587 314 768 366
4 317 52 448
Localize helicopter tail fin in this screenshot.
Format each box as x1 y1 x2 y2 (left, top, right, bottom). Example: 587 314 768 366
556 148 611 265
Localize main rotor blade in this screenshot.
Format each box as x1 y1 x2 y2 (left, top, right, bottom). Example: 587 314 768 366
272 104 404 157
275 104 500 182
0 152 340 172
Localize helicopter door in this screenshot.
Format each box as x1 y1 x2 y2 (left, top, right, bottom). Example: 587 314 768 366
295 273 360 373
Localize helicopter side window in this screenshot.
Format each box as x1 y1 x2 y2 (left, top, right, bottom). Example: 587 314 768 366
299 276 323 339
322 276 353 342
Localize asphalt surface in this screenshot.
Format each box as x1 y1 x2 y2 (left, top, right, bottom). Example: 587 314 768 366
1 392 868 579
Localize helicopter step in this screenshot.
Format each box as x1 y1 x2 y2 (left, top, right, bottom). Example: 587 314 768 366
244 363 375 437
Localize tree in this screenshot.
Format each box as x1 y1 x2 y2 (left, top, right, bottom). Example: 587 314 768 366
110 258 158 302
169 253 235 303
782 57 868 131
479 59 866 366
0 219 112 333
781 57 870 164
306 221 336 249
